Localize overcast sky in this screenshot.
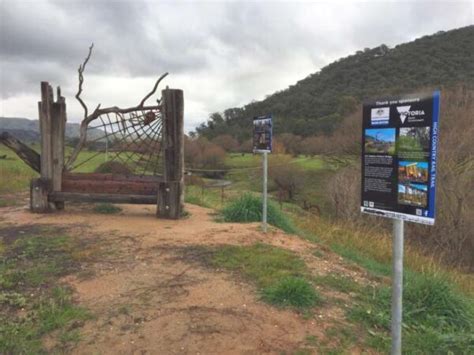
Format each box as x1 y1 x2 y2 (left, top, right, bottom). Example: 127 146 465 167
1 0 473 132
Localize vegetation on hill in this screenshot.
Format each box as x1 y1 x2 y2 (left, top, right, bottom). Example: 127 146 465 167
196 26 474 141
0 117 104 143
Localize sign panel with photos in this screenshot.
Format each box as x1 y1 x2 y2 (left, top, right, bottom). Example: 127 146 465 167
361 91 440 224
253 114 273 153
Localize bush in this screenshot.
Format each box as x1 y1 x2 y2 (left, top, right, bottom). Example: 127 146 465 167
185 137 226 177
261 276 320 309
268 158 306 201
94 161 132 174
221 193 296 233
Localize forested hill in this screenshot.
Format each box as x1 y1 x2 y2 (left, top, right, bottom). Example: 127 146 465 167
196 25 474 141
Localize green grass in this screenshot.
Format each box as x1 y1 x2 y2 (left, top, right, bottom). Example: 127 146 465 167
93 203 122 214
315 273 360 294
212 243 319 310
221 193 296 233
185 185 224 209
348 272 474 353
330 244 391 278
0 227 92 353
0 144 109 194
292 156 326 171
0 196 21 207
224 153 260 168
261 276 320 308
0 145 38 193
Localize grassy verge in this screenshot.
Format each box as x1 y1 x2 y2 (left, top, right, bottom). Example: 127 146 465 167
349 272 474 353
298 215 474 296
0 226 92 353
212 243 320 310
301 218 474 353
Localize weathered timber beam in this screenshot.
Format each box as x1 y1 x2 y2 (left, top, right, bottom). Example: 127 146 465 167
63 172 164 183
0 132 41 173
62 179 159 195
49 192 157 204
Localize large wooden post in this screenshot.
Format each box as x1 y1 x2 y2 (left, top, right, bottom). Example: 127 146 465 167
157 88 184 219
51 87 67 209
31 82 66 212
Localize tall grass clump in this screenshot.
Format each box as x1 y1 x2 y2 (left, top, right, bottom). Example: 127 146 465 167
262 276 320 309
349 272 474 353
221 193 296 233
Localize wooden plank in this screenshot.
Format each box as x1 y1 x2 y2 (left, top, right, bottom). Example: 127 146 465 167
63 172 163 183
49 192 157 204
158 89 184 219
62 179 159 195
39 81 53 180
51 87 67 210
35 82 56 211
30 178 51 212
0 132 41 173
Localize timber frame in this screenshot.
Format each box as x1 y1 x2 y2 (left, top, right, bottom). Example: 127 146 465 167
5 82 185 219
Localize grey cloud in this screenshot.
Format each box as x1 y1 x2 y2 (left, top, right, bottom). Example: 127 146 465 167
1 0 473 130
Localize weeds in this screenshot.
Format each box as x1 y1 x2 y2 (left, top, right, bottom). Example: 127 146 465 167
221 193 296 233
93 203 122 214
0 227 92 353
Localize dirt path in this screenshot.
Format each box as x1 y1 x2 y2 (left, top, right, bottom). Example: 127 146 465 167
1 203 371 354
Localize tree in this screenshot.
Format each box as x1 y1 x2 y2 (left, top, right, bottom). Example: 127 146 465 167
269 157 306 201
212 134 239 152
277 133 302 156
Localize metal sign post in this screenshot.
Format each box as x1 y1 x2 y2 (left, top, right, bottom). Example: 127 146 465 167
262 151 268 233
252 114 273 234
391 218 404 355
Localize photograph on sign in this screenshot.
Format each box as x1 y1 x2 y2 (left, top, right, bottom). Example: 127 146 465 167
360 91 440 225
253 114 273 153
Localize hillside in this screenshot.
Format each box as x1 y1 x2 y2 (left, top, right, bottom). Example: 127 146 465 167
0 117 103 142
196 26 474 141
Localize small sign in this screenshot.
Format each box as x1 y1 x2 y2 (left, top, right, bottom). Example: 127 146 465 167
361 91 440 225
253 114 273 153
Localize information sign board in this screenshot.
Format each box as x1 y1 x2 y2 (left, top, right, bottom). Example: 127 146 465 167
253 114 273 153
361 91 440 224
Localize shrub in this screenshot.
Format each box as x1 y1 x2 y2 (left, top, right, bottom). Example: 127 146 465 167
261 276 320 309
185 137 226 177
221 193 296 233
94 161 132 174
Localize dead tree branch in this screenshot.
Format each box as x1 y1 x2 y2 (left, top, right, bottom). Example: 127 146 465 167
76 43 94 119
66 44 169 170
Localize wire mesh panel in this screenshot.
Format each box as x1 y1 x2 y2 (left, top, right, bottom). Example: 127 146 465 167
67 107 164 176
